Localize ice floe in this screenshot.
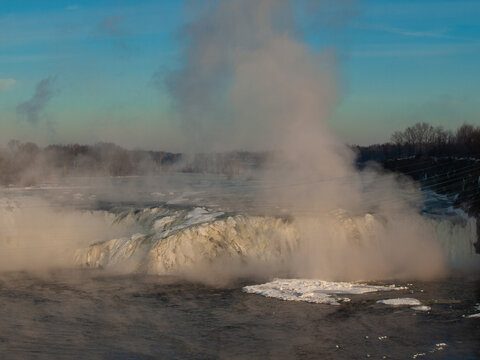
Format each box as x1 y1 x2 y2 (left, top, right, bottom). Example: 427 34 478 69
412 342 447 358
377 298 421 306
465 313 480 319
243 279 404 305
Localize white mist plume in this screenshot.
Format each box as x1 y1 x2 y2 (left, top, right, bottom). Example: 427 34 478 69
17 76 58 125
166 0 356 207
0 197 133 272
0 0 454 283
168 1 336 151
165 0 447 280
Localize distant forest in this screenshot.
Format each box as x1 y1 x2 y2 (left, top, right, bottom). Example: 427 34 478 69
356 123 480 220
356 122 480 163
0 141 269 186
0 142 180 185
1 122 479 186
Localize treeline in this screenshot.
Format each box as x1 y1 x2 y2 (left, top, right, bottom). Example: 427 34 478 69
356 123 480 163
355 123 480 221
0 141 270 186
0 141 181 186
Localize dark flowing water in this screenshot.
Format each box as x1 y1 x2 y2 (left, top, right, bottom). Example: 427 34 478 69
0 270 479 359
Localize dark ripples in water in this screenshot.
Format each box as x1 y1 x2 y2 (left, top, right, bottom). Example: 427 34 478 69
0 270 479 359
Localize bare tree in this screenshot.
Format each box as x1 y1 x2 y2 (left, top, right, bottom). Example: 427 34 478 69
456 124 480 155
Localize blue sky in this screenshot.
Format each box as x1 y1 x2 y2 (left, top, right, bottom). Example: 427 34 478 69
0 0 479 150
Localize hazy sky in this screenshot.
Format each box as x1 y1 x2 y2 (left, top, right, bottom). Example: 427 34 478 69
1 0 479 150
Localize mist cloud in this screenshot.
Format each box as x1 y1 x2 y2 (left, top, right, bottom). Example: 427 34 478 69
96 15 127 37
0 0 453 283
165 0 351 153
150 66 168 92
162 0 447 281
0 78 16 92
95 15 130 51
17 76 57 124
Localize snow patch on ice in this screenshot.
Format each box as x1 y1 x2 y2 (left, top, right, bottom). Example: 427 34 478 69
243 279 404 305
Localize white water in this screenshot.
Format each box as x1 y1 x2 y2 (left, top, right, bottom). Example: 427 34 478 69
0 184 478 281
74 207 299 280
431 216 478 267
73 204 479 280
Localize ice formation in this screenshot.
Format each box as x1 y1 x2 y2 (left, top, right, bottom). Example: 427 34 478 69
2 192 477 280
74 206 299 276
74 204 479 279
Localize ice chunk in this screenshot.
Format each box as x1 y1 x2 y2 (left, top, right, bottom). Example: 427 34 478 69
377 298 421 306
466 313 480 319
243 279 403 305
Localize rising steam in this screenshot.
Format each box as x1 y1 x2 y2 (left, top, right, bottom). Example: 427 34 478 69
165 0 447 280
17 76 58 125
0 0 457 283
0 197 133 272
